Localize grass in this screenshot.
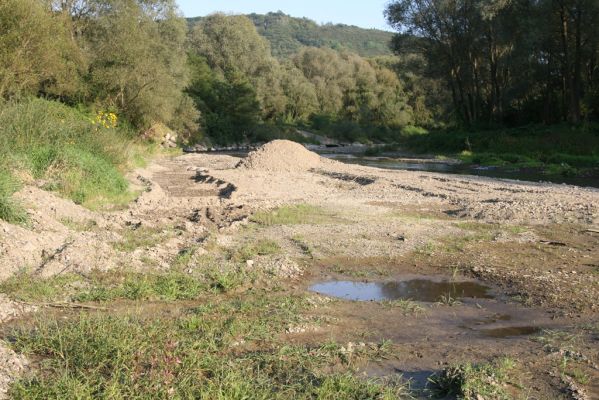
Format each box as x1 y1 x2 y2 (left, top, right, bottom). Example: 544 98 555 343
0 98 162 222
112 225 177 252
0 264 257 304
398 124 599 171
6 292 410 399
251 204 339 226
60 217 98 232
380 299 425 315
231 239 281 262
430 357 516 400
0 168 28 224
291 234 315 258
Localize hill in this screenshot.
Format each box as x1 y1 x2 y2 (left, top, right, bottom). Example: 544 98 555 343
187 11 394 58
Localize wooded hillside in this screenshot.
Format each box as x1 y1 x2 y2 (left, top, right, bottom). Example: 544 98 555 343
188 12 394 58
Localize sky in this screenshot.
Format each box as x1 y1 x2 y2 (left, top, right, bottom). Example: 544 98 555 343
176 0 392 31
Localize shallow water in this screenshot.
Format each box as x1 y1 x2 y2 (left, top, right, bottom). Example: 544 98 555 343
309 278 493 302
322 154 599 188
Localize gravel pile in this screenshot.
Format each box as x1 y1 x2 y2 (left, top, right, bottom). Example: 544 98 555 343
239 140 325 173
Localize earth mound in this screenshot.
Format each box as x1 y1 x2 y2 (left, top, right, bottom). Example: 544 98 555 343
239 140 324 172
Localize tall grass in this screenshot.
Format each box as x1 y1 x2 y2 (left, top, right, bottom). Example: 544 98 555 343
0 98 152 217
0 168 27 224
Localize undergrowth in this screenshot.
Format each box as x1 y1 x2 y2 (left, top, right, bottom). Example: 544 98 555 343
0 98 159 220
7 293 409 399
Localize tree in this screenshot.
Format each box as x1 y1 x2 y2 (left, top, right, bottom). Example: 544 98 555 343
189 14 287 120
0 0 85 100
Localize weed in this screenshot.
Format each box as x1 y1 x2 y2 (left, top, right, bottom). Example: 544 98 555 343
60 217 98 232
0 272 81 302
0 98 159 213
430 357 516 400
171 246 197 268
437 292 462 306
6 293 410 399
380 299 425 315
251 204 339 226
231 239 281 262
0 169 27 224
113 225 173 252
291 234 314 258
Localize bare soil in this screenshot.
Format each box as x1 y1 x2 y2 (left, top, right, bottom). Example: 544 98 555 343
1 140 598 399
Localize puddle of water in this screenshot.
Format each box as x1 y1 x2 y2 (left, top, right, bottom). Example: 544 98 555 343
309 278 493 302
480 326 541 338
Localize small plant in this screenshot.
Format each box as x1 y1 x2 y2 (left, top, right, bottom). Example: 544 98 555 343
0 169 27 224
232 239 281 262
380 299 425 315
60 217 98 232
113 225 173 252
437 291 461 306
430 358 516 400
291 234 314 258
250 204 338 226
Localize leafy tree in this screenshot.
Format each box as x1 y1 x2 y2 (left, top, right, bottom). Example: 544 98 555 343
0 0 85 100
186 55 260 144
79 0 191 129
189 14 286 120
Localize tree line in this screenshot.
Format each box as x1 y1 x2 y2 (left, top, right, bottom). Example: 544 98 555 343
385 0 599 126
1 0 434 145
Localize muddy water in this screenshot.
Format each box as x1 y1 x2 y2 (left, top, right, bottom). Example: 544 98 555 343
309 278 493 302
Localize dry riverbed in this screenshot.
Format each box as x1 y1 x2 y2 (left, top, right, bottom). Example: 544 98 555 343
0 140 598 399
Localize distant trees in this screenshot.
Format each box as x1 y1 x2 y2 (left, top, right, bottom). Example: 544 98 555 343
187 14 420 143
385 0 599 125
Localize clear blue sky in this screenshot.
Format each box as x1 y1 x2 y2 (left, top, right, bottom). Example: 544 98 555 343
176 1 392 31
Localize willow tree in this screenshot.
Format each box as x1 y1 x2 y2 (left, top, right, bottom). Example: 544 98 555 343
189 14 287 120
78 0 191 128
0 0 85 100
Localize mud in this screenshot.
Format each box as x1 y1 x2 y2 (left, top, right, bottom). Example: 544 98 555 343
1 140 598 398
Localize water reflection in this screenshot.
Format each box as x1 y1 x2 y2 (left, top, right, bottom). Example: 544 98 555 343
309 279 493 302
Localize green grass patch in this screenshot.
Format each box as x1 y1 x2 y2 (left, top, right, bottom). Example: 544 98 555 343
430 357 516 400
0 98 161 219
231 239 281 262
380 299 425 315
251 204 339 226
0 273 82 302
398 124 599 170
0 265 256 303
6 293 409 399
112 225 176 252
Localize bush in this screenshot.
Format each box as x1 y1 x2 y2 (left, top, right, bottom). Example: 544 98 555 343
0 98 141 215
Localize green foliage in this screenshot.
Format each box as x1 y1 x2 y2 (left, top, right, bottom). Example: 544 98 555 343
232 239 281 262
0 98 138 211
251 204 339 226
0 0 84 99
386 0 599 125
190 12 395 59
8 296 408 399
430 358 516 400
399 124 599 168
0 169 27 224
78 0 191 129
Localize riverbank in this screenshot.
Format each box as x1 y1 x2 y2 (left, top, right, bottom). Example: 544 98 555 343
0 141 597 398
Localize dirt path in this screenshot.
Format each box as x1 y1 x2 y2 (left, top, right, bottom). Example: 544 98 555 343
1 141 598 398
